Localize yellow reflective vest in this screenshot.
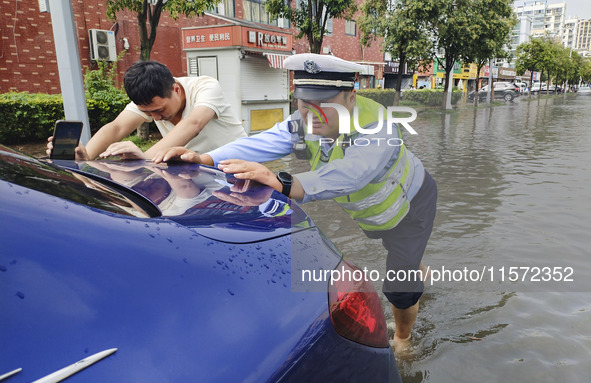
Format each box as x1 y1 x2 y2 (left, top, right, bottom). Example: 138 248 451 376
305 96 414 231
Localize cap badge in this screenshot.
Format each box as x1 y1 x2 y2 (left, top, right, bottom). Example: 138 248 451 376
304 60 321 74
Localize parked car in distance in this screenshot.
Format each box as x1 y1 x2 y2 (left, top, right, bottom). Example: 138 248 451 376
530 83 561 94
514 82 527 93
530 82 544 93
0 145 401 383
577 85 591 95
468 81 520 101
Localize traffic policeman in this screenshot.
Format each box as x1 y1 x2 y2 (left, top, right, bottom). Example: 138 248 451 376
155 53 437 350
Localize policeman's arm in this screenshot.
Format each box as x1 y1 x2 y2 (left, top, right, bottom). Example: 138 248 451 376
145 105 216 159
217 159 305 200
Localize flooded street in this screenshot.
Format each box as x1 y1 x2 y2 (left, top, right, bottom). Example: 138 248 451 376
274 96 591 382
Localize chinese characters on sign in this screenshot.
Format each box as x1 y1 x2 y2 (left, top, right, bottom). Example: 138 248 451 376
182 26 292 51
186 33 231 44
247 31 288 48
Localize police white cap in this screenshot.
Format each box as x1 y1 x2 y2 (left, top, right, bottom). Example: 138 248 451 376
284 53 364 101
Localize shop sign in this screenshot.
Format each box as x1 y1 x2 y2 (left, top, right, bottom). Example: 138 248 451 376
498 68 516 78
384 61 413 75
247 30 288 46
245 29 291 51
483 66 499 79
183 26 237 49
183 25 292 52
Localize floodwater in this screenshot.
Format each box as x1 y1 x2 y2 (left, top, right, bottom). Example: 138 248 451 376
274 95 591 382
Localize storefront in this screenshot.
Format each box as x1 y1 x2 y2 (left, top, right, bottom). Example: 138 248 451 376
480 66 516 87
182 23 292 134
383 61 414 89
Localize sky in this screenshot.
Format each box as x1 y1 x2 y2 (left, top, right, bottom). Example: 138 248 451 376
514 0 591 20
557 0 591 19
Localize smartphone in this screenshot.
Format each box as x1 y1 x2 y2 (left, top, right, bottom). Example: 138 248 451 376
50 120 83 160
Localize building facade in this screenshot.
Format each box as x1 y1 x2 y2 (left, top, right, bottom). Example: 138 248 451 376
0 1 384 94
513 1 590 58
1 0 385 133
575 19 591 56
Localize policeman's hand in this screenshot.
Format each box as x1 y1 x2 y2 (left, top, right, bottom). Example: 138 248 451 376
213 180 274 207
152 147 202 164
46 136 90 161
100 141 146 160
217 159 282 193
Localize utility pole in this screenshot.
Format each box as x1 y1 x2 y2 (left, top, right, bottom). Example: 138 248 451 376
486 59 493 104
47 0 91 144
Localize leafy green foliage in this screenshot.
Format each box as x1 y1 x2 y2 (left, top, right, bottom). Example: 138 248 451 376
358 89 462 107
392 0 514 108
358 0 433 105
515 37 591 93
106 0 217 60
0 91 129 144
266 0 357 53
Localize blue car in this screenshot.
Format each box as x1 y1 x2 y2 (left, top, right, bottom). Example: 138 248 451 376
0 145 400 382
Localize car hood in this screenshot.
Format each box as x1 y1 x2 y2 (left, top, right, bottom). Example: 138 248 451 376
3 149 313 243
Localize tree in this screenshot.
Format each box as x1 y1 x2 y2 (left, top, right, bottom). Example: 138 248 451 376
106 0 218 61
538 39 561 95
409 0 479 109
358 0 432 105
266 0 357 53
461 0 515 104
580 58 591 84
515 39 546 97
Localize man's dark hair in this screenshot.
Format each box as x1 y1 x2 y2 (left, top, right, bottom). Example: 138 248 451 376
124 61 175 105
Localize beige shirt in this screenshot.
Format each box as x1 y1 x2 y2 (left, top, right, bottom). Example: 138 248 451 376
125 76 246 153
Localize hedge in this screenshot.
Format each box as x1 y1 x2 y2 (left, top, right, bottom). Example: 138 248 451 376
358 89 463 107
1 87 462 144
0 91 129 145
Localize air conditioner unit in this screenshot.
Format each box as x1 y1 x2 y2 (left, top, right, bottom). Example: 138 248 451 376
89 29 117 61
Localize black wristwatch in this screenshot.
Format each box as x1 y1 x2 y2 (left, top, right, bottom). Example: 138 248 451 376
276 171 293 197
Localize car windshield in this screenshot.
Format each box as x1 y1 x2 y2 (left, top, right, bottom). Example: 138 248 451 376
0 148 155 218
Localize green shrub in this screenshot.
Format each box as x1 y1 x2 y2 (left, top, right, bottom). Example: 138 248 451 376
0 53 129 145
356 89 396 107
357 88 462 107
0 91 129 144
399 89 462 106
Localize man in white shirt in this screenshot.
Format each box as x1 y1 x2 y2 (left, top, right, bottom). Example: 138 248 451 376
47 60 246 160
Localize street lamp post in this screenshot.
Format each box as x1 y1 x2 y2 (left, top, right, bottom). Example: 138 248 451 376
564 28 574 96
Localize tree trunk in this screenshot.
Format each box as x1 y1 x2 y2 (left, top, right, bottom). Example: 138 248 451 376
394 54 406 107
137 122 150 141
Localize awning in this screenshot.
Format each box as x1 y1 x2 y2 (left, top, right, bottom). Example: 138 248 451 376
263 53 290 69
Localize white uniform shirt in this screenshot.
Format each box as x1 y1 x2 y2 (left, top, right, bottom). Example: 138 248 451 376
125 76 246 153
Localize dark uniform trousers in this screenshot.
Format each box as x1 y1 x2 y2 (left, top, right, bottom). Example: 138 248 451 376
364 170 437 309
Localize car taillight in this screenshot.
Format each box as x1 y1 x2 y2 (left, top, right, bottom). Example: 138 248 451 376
328 259 389 348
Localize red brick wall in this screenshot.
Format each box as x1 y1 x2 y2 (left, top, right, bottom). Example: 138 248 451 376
0 0 384 94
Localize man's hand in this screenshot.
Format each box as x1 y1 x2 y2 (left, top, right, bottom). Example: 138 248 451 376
151 147 202 164
217 159 282 193
46 136 90 161
100 141 146 160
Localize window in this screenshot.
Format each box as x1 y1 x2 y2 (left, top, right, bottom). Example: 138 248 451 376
326 17 333 35
345 20 356 36
243 0 277 26
209 0 235 17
